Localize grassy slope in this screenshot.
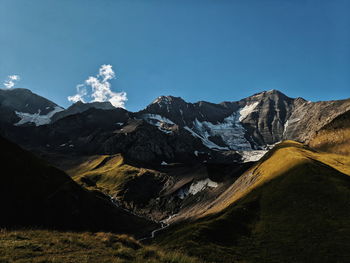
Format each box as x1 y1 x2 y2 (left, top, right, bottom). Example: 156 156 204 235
0 229 199 263
309 110 350 155
66 155 159 196
155 141 350 263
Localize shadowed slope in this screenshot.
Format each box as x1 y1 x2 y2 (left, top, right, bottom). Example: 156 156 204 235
0 136 157 237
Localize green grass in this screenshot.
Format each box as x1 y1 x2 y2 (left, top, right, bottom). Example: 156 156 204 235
0 229 200 263
155 141 350 263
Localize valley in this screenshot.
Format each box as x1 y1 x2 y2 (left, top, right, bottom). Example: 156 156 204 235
1 88 350 262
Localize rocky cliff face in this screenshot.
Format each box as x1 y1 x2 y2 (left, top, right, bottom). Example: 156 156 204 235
284 99 350 143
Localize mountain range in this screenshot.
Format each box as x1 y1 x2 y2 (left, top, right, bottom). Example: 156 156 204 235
1 88 350 262
1 88 349 162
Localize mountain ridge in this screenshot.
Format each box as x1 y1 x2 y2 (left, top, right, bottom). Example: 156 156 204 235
1 88 350 164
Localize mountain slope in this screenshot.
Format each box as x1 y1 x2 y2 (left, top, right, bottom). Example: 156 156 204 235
155 141 350 262
0 135 157 237
309 110 350 155
55 152 252 222
0 88 63 126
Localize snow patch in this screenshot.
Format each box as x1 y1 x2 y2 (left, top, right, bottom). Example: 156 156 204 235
161 161 168 165
239 150 267 162
184 125 228 150
184 102 261 151
189 178 218 195
239 102 259 121
141 113 175 134
142 114 174 125
176 178 218 199
15 106 64 126
185 113 252 150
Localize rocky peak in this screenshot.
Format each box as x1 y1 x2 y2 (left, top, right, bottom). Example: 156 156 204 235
71 101 115 110
51 101 115 122
151 96 185 106
245 89 290 102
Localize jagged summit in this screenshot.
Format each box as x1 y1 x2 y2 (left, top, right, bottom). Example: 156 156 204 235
152 95 185 105
70 100 115 109
51 100 116 122
246 89 291 100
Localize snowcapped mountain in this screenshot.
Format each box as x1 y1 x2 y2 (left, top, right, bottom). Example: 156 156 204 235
1 88 350 164
0 88 63 126
136 90 293 151
137 90 350 151
0 88 119 126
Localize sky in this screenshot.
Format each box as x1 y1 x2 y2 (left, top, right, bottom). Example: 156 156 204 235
0 0 349 111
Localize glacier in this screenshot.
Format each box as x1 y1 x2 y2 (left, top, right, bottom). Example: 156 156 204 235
15 106 64 126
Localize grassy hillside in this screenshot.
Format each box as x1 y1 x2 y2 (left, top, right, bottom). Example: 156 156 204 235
0 229 199 263
155 141 350 263
0 136 157 236
309 110 350 155
66 154 153 195
66 155 168 208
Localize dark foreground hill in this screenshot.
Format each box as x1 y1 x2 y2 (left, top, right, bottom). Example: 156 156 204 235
155 141 350 263
0 135 157 237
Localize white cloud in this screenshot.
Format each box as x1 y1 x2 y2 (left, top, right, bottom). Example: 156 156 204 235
98 64 115 82
67 65 127 108
3 75 20 89
67 84 87 103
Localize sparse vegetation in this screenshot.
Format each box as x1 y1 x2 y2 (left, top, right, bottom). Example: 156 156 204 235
0 229 199 263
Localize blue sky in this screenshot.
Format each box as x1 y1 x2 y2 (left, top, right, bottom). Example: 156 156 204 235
1 0 349 111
